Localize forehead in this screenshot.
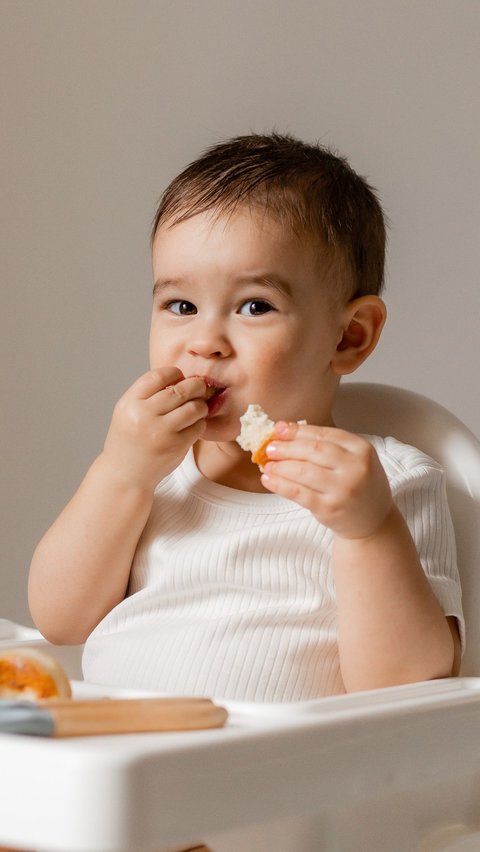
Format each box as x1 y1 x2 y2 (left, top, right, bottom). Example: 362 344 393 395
152 207 319 271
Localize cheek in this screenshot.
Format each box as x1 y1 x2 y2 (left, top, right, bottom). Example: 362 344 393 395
148 322 172 368
252 337 305 398
258 326 335 392
148 313 184 366
251 337 295 376
258 325 321 374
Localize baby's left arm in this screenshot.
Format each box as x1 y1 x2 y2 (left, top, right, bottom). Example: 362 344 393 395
261 422 460 692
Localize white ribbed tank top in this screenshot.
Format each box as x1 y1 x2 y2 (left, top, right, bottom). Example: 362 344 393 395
82 436 464 701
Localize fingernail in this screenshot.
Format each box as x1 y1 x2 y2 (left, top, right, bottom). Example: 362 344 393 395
265 442 278 457
274 421 292 436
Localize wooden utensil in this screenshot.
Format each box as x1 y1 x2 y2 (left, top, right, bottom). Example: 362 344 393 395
0 696 228 737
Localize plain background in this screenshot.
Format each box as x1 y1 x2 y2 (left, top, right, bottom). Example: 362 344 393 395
2 0 479 625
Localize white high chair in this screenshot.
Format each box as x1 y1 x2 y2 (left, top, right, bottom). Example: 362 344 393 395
334 382 480 677
1 383 480 852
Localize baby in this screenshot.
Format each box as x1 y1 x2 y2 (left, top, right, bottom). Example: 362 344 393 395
29 133 463 701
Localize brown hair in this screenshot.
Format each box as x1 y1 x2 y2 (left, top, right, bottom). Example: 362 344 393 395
151 133 386 298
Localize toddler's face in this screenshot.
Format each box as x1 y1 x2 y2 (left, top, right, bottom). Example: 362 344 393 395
150 208 347 442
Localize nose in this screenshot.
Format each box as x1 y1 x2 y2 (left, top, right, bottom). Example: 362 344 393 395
187 316 233 359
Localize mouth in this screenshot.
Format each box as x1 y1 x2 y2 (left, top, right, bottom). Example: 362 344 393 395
201 377 228 415
204 385 223 400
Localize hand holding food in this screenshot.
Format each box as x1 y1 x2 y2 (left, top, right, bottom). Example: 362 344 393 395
237 405 393 539
102 367 209 491
257 419 394 540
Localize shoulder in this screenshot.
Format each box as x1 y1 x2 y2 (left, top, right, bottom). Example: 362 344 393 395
364 434 444 489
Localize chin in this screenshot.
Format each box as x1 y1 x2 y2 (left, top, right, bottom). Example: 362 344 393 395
202 421 240 443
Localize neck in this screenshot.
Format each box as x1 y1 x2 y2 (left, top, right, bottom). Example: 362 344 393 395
194 440 269 493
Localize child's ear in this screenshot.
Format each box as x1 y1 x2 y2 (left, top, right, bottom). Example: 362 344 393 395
332 296 387 375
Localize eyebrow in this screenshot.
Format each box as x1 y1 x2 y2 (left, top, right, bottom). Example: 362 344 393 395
152 278 186 299
152 274 293 300
237 273 293 298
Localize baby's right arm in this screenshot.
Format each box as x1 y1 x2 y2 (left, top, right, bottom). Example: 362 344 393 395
28 368 208 645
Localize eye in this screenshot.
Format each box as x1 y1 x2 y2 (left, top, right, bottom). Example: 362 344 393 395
238 299 274 316
166 300 197 316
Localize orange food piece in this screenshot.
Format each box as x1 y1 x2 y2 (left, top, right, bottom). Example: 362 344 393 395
0 648 72 700
0 658 58 699
251 433 274 469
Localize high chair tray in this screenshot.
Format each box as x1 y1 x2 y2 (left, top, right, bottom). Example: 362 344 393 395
2 677 480 851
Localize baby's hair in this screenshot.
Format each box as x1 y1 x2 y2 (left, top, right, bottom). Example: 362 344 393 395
151 132 386 299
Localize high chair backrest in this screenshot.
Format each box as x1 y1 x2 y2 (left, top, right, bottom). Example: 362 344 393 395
334 382 480 676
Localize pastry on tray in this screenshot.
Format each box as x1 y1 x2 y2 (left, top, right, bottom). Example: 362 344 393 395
0 646 72 701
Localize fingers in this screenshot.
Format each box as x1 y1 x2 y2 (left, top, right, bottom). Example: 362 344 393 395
112 368 209 459
106 368 210 491
260 424 372 499
264 423 367 476
265 436 346 471
132 367 185 400
260 467 329 515
273 421 362 453
261 423 393 539
166 396 208 432
258 427 345 506
128 369 208 415
148 376 209 416
177 416 207 444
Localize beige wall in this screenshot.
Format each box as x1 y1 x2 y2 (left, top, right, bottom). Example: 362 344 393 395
2 0 479 624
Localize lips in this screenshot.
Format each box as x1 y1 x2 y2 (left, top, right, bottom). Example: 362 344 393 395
199 376 228 415
189 375 228 414
204 385 222 400
197 375 227 398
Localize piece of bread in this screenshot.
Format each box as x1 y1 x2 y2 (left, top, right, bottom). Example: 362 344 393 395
236 404 275 471
0 647 72 700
